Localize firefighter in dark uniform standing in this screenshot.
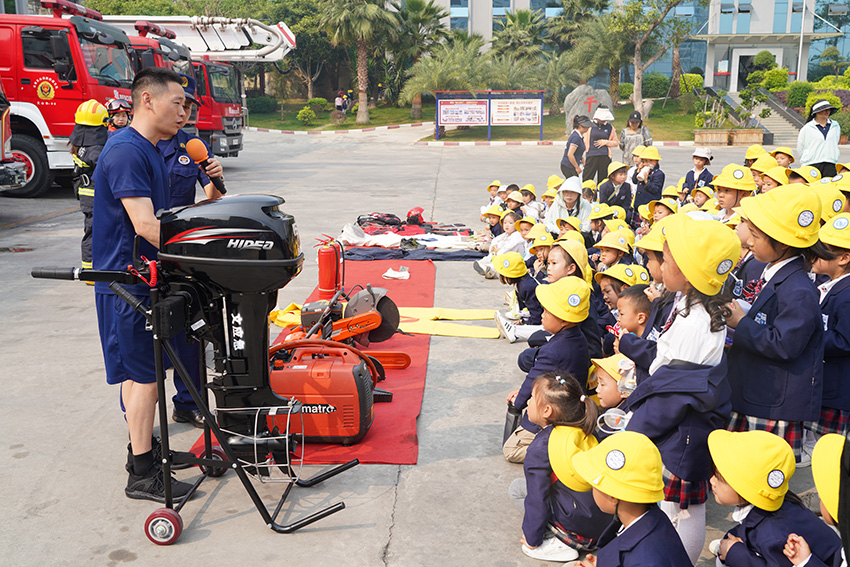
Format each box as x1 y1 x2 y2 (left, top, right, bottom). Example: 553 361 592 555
157 73 223 427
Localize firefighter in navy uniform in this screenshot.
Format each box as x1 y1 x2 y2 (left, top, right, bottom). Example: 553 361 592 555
70 99 109 270
157 73 223 427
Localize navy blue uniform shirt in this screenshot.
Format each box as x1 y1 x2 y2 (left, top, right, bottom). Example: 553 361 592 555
820 275 850 410
595 505 691 567
632 165 665 209
517 273 543 326
157 129 211 208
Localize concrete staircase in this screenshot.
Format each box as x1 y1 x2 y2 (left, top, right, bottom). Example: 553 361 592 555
728 92 801 146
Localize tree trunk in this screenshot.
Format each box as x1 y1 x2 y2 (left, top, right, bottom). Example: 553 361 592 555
609 65 620 104
356 39 370 125
259 67 266 95
632 50 644 116
669 45 681 99
550 91 561 115
307 76 314 100
411 92 423 119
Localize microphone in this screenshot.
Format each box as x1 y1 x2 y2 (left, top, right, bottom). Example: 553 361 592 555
185 138 226 195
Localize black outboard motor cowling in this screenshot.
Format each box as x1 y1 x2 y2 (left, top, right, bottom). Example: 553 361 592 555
158 195 304 470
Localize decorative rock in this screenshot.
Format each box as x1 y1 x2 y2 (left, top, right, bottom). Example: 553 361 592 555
564 86 615 128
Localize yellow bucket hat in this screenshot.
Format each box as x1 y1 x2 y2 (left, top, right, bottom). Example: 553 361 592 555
664 214 741 295
595 263 638 286
744 144 768 160
678 202 700 214
555 231 585 246
603 219 629 234
506 190 524 204
812 434 845 521
635 215 674 252
549 427 598 492
693 184 715 199
639 146 661 161
750 154 778 174
542 187 558 200
739 184 822 247
713 163 758 193
609 205 627 221
514 215 537 232
631 265 651 284
588 203 612 220
788 166 823 184
708 430 795 512
597 229 631 253
819 212 850 249
557 216 582 232
572 431 664 504
608 161 629 178
529 233 554 254
761 166 789 186
526 222 550 242
492 252 528 278
814 182 847 223
591 353 633 382
662 185 679 198
583 179 597 191
638 204 652 221
547 174 566 190
769 147 795 164
484 204 503 218
499 208 516 220
536 276 591 323
632 144 646 157
677 176 687 191
486 179 502 191
838 163 850 175
832 172 850 193
521 183 537 197
648 198 679 216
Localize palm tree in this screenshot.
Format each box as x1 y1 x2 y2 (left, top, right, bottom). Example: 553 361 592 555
485 54 539 90
546 0 610 51
320 0 397 124
390 0 450 118
490 9 551 60
445 29 486 50
567 14 633 102
537 52 578 114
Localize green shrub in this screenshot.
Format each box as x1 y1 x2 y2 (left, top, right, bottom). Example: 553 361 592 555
643 72 671 98
753 50 777 70
811 75 845 90
679 92 698 115
246 96 277 114
762 68 789 91
679 73 703 94
619 82 634 99
804 91 843 118
306 97 329 111
746 70 765 87
844 66 850 86
296 106 316 125
787 81 814 107
833 110 850 136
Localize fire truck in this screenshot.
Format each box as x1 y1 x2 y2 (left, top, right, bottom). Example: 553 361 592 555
103 16 295 159
0 0 135 197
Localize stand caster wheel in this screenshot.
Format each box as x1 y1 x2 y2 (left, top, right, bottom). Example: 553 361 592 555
200 445 228 478
145 508 183 545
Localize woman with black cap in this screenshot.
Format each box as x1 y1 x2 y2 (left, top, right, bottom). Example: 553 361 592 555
619 110 653 163
797 99 842 178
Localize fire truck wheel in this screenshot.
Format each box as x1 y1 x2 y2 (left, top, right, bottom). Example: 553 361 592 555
6 135 54 198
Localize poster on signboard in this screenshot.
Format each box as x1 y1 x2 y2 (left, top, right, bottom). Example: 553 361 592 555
490 99 542 126
438 99 489 125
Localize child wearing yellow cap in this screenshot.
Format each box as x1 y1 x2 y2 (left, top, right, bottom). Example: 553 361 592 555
760 166 789 193
519 184 544 220
571 431 691 567
473 211 525 278
508 373 610 562
750 153 779 193
633 145 665 211
713 164 757 225
649 198 677 223
771 147 795 168
593 229 632 270
493 252 543 343
804 214 850 450
691 184 714 208
708 430 842 566
504 277 592 463
683 147 714 200
593 353 635 411
596 264 637 331
527 232 553 284
480 180 505 224
481 203 504 240
623 214 740 563
582 180 597 206
784 434 850 566
726 185 826 464
743 143 768 167
505 188 524 214
598 161 633 213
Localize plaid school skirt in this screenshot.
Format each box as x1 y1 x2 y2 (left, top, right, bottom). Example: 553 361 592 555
805 406 850 437
662 466 708 509
727 411 804 461
550 522 597 552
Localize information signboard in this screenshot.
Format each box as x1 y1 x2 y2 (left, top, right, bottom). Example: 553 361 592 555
490 98 543 126
437 99 489 126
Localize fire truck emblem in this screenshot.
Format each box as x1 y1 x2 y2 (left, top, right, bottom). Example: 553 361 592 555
36 80 56 100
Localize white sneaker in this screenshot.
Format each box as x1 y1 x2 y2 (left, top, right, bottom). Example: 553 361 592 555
797 450 812 468
521 537 579 562
495 312 518 343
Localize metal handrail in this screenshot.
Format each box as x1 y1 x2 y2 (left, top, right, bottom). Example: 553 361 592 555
757 88 806 128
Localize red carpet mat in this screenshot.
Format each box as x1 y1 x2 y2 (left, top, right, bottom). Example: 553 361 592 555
273 259 434 465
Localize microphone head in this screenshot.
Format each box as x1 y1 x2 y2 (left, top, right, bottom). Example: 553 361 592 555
185 138 209 163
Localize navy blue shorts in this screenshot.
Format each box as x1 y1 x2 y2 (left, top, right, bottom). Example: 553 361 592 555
96 291 168 385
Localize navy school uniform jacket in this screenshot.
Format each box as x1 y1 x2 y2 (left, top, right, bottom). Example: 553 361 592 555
598 180 633 212
682 168 713 197
595 505 691 567
727 257 825 422
522 426 614 547
515 325 590 432
632 165 665 209
820 276 850 411
518 301 604 373
525 256 547 284
516 273 543 326
624 358 732 481
735 253 767 291
723 500 842 567
489 222 504 238
618 291 676 384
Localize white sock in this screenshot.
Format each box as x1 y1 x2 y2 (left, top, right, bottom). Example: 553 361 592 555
660 500 705 566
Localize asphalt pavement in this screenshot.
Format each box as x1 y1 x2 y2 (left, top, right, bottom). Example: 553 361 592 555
1 128 846 566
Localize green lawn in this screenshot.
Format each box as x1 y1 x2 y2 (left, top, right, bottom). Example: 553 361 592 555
246 102 437 131
422 98 700 142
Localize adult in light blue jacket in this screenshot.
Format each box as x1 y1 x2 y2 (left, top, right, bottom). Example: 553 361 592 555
797 99 842 178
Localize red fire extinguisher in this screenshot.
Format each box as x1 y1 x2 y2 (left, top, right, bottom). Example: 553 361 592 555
316 236 344 300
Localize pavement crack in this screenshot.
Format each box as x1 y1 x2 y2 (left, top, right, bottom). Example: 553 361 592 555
381 465 403 566
429 149 443 222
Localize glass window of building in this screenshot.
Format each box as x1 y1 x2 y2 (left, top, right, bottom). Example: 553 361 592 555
493 0 510 31
451 0 469 30
737 2 752 33
774 0 789 32
530 0 562 17
719 2 735 33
